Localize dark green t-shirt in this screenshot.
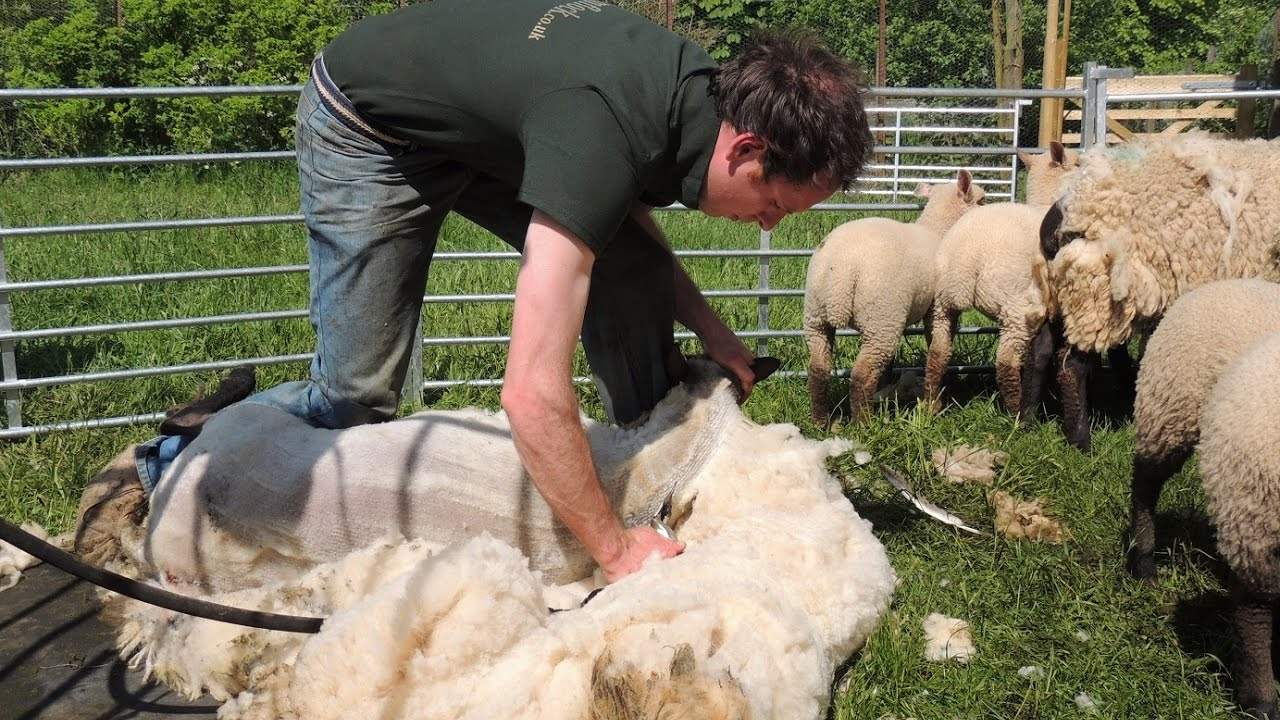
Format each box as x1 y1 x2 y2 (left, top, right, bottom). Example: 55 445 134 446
323 0 720 251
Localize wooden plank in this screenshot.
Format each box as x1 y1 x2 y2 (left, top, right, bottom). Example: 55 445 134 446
1064 108 1238 121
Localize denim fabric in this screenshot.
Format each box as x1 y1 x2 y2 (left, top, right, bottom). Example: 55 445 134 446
246 73 678 430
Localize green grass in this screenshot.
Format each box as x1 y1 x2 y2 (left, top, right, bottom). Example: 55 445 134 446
0 164 1251 718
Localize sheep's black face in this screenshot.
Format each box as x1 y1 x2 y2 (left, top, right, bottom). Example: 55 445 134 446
1034 199 1075 258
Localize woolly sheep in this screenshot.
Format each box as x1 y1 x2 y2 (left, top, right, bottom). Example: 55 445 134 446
1124 279 1280 581
923 142 1079 418
102 360 897 720
1038 134 1280 449
804 170 985 425
1197 331 1280 720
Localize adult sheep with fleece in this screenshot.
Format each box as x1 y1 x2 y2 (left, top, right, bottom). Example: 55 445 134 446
1196 330 1280 720
804 170 985 426
1123 279 1280 582
1038 134 1280 449
91 359 897 720
923 141 1079 420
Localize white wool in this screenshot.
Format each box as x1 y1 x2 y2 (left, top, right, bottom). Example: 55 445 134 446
108 362 897 719
922 613 975 664
1074 691 1099 714
0 522 70 592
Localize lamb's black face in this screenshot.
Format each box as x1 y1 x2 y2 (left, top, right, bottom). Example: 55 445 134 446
1038 201 1077 260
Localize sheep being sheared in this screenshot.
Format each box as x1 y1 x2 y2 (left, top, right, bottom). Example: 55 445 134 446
99 359 897 720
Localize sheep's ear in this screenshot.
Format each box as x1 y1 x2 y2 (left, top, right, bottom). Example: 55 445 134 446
957 169 972 196
1017 149 1034 167
914 183 932 198
1050 141 1066 166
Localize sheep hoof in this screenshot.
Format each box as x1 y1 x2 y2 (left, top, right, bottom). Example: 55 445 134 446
159 365 256 438
1125 552 1157 581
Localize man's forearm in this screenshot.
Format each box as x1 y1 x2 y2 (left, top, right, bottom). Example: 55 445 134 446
505 385 627 569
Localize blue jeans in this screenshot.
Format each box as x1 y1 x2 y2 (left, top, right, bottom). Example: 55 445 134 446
246 68 679 429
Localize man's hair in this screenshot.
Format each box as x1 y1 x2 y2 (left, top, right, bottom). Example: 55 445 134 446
710 30 872 190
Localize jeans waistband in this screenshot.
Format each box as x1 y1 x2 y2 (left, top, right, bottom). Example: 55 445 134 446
310 56 411 147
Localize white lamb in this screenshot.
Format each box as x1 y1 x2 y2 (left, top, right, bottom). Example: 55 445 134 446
100 360 897 720
804 170 985 425
923 142 1079 419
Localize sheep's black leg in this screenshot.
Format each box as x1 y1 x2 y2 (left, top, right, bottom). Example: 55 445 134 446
1019 322 1055 427
1231 577 1278 720
1125 450 1189 580
1055 329 1093 451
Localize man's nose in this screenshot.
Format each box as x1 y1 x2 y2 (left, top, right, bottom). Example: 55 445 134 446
758 213 782 231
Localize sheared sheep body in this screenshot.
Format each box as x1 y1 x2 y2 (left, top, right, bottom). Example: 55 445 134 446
1125 279 1280 579
804 171 984 424
106 361 897 720
1191 331 1280 719
925 143 1079 417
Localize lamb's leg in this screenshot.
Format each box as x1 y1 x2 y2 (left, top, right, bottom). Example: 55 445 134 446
1019 322 1054 426
1230 576 1277 720
806 323 837 427
923 305 958 413
994 320 1033 419
1124 448 1190 580
849 326 902 423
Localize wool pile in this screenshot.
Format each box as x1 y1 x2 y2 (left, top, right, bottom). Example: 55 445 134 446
106 361 897 720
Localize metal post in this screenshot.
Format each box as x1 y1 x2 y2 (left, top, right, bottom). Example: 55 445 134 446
1092 65 1109 148
1009 99 1023 200
0 239 23 429
402 316 424 411
756 229 771 358
1081 62 1097 149
891 109 903 199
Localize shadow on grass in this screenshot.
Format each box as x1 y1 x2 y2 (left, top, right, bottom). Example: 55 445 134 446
16 337 127 379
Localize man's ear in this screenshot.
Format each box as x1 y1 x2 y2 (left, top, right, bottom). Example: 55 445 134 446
728 132 766 162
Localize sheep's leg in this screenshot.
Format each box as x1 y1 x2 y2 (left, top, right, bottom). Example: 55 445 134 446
1230 576 1278 720
849 327 902 423
994 321 1033 419
1055 326 1093 451
1019 322 1054 426
806 323 837 427
1124 449 1190 579
923 305 958 413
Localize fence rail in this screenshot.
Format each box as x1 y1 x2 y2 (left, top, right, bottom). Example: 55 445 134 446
2 73 1277 437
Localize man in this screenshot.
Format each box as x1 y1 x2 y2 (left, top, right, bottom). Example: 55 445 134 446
108 0 872 583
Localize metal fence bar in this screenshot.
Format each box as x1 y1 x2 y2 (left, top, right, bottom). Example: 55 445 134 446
0 82 1046 434
0 151 296 171
0 239 21 429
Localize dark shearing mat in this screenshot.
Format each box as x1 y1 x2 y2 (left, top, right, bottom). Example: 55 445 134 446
0 563 218 719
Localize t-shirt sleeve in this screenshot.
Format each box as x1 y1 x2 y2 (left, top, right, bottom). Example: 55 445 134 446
517 88 640 253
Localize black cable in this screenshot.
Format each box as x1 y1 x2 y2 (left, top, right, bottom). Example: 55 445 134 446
0 517 323 633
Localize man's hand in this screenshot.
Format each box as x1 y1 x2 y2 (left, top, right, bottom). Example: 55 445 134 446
600 526 685 583
700 323 757 402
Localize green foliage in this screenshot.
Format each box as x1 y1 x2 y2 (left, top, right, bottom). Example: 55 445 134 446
0 0 360 156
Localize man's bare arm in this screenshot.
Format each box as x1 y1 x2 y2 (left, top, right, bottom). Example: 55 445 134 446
503 210 683 582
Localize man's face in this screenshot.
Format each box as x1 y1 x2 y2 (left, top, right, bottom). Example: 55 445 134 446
700 125 836 231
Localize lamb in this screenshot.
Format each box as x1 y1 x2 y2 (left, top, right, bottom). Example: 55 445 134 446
804 170 985 425
1038 134 1280 449
1196 330 1280 720
1124 279 1280 581
95 359 897 720
923 142 1079 419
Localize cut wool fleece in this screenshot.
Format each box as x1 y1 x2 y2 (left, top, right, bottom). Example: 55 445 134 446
106 361 897 720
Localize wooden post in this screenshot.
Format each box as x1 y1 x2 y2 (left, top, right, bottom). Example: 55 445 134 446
1269 59 1279 139
114 0 123 27
664 0 673 30
1039 0 1069 146
876 0 887 87
1234 64 1257 139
